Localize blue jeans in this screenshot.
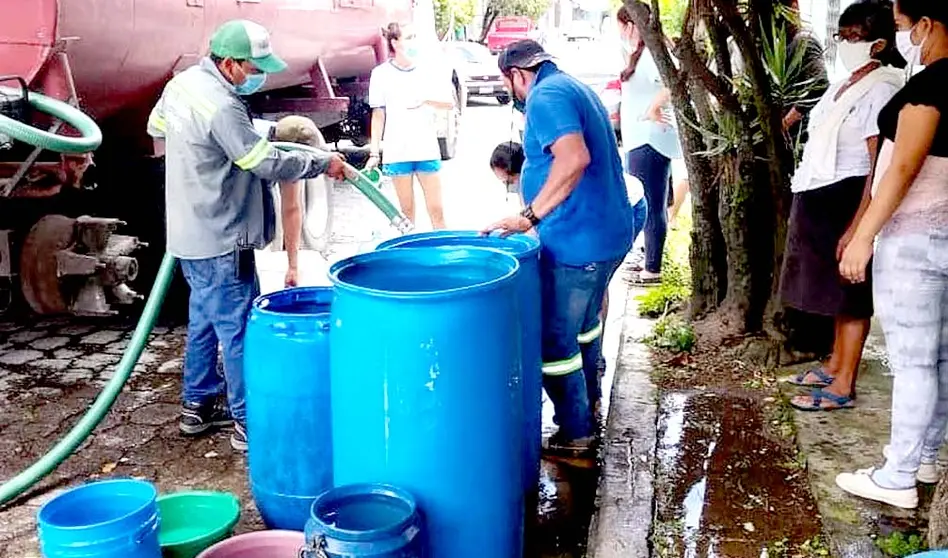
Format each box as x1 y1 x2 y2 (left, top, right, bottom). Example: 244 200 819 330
631 197 647 246
179 251 259 423
627 145 671 273
540 255 623 440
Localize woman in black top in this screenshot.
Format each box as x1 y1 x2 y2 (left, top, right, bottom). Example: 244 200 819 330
836 0 948 510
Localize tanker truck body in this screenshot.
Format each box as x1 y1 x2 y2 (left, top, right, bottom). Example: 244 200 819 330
0 0 464 318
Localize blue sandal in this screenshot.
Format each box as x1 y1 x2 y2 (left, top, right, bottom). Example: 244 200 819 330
790 389 855 412
787 367 835 389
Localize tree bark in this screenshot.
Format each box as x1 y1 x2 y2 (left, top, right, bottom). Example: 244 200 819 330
624 0 815 349
931 468 948 548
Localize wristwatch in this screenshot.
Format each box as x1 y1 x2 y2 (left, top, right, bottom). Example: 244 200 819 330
521 205 540 227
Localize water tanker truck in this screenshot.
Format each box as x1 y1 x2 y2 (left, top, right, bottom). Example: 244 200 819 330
0 0 465 318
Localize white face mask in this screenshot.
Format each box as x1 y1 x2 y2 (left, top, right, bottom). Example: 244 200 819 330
896 29 921 69
837 40 876 72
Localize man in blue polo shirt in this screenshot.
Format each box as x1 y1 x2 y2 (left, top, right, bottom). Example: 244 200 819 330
483 40 633 456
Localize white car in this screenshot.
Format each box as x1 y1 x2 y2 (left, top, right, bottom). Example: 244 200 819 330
449 41 510 105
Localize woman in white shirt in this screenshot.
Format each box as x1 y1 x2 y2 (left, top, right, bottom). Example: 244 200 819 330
783 0 905 411
365 23 455 229
616 6 681 285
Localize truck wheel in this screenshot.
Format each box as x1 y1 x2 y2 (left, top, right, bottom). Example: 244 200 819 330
496 94 511 105
268 128 334 255
439 84 462 161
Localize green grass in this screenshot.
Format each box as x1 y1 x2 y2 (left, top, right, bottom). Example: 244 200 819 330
875 531 927 557
645 314 696 353
636 199 693 318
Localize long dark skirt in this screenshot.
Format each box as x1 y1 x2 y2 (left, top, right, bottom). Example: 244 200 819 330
779 175 873 319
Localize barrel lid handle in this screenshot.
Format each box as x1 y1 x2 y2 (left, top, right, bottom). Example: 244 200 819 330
300 534 329 558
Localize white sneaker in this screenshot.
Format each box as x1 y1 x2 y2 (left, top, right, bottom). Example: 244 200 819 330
882 445 939 484
836 468 918 509
918 462 940 484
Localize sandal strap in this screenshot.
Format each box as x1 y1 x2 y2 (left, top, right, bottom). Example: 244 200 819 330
811 389 853 408
810 368 834 385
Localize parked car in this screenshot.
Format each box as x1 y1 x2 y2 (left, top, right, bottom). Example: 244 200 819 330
565 20 598 42
448 41 509 105
486 16 535 54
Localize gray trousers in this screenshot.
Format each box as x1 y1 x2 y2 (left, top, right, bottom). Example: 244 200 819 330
874 231 948 489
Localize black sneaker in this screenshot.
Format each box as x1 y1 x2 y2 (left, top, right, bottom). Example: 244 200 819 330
231 422 248 452
179 398 232 436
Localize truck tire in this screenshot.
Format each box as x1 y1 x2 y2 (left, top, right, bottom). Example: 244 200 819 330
439 83 462 161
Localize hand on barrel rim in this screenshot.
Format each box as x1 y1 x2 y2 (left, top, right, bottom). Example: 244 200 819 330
481 215 533 237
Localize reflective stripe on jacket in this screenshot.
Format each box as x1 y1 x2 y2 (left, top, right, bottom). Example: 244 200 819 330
147 57 331 259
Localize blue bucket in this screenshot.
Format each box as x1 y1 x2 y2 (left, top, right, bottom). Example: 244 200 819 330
37 479 161 558
303 484 423 557
376 231 543 496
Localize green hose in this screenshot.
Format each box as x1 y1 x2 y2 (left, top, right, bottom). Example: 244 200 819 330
0 253 176 506
0 86 103 155
272 141 414 234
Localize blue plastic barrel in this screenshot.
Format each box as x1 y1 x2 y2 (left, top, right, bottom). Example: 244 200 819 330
907 553 948 557
302 484 423 557
245 287 334 530
376 231 543 495
329 247 524 558
37 479 160 558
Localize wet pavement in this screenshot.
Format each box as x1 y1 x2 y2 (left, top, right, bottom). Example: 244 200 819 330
0 289 623 558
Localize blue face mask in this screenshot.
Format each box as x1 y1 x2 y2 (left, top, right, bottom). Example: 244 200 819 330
513 98 526 114
236 72 267 96
405 46 419 59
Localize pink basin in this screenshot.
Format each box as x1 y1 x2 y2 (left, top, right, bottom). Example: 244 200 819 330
196 530 305 558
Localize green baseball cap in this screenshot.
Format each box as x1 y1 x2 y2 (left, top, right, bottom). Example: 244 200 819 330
210 20 287 73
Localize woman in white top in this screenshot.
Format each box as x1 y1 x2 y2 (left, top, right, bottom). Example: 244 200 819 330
782 0 905 412
616 6 681 284
365 23 455 229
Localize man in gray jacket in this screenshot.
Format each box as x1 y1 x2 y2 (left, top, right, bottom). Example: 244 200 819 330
147 19 345 451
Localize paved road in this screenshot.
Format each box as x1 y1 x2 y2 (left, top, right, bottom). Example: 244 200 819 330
0 99 620 557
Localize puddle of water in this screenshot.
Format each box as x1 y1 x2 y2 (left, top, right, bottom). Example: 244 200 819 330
654 390 821 558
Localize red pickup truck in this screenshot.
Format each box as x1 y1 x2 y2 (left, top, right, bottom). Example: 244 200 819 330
486 16 535 54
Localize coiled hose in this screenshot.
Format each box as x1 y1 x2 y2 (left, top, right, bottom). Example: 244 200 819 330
0 85 102 154
0 141 409 506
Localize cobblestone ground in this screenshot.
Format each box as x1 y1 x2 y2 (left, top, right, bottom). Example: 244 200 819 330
0 102 613 557
0 176 451 556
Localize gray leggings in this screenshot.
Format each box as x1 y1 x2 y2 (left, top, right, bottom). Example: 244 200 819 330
874 231 948 489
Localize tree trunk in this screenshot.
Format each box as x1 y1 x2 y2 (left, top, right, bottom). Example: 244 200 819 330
930 468 948 548
479 10 497 42
716 143 757 331
624 0 824 355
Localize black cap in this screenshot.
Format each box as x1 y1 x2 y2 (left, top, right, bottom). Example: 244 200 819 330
498 40 555 74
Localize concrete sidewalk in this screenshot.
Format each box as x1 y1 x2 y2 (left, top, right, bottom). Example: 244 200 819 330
787 320 936 558
587 276 657 558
